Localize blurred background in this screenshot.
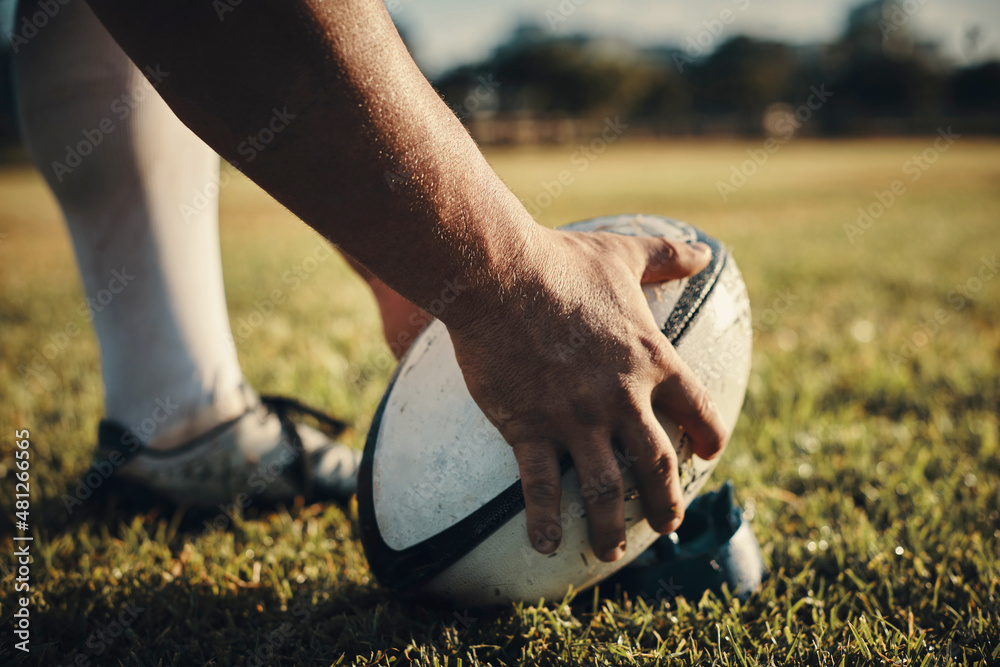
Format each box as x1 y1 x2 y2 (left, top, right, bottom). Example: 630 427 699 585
8 0 995 155
421 0 1000 141
1 1 998 664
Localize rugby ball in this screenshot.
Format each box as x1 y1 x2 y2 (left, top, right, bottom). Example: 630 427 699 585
358 215 752 607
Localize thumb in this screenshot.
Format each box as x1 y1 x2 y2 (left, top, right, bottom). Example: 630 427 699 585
633 237 713 284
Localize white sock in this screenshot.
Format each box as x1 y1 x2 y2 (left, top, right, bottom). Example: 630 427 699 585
13 1 247 445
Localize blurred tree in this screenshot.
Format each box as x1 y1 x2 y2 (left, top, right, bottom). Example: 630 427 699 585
2 1 995 153
685 37 797 134
947 61 1000 115
0 51 20 152
629 62 692 125
823 0 946 131
502 32 656 117
436 23 664 120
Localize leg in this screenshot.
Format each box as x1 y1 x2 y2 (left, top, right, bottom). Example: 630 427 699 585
12 1 358 505
13 0 245 446
344 256 428 359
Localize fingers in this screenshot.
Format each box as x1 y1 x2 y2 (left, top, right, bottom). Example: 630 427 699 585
512 442 564 555
621 236 713 285
619 410 685 535
570 429 627 562
515 433 629 563
653 359 729 460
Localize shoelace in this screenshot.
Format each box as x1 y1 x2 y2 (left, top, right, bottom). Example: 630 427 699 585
259 395 350 498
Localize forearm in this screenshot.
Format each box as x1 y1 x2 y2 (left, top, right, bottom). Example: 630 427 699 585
86 0 539 328
85 0 730 559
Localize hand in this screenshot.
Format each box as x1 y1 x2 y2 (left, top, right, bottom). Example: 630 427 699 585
449 227 729 562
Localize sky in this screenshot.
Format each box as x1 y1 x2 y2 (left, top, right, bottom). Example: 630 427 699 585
387 0 1000 76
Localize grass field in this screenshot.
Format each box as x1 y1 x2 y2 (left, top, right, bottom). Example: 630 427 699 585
1 138 999 665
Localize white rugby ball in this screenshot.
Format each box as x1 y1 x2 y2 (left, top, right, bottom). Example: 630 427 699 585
358 215 752 607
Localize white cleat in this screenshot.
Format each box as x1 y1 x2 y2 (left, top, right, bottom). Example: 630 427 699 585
88 391 360 508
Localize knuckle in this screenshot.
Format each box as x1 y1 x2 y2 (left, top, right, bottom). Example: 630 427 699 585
503 421 543 446
691 386 715 418
645 337 676 372
620 388 647 417
646 452 677 483
598 231 634 255
524 479 561 506
648 240 679 269
585 474 625 510
686 387 727 452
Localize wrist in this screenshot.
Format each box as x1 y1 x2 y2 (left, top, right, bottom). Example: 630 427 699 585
437 201 546 334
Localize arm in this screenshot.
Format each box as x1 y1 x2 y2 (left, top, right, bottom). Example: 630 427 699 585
86 0 728 560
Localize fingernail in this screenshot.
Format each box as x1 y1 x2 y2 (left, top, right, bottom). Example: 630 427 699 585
534 533 559 554
602 541 627 562
666 503 685 531
690 242 711 256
